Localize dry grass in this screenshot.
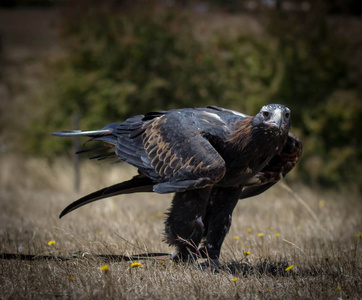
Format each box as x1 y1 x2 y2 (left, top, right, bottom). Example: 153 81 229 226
0 154 361 299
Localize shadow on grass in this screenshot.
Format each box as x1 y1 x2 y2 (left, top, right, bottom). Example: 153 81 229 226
223 257 318 277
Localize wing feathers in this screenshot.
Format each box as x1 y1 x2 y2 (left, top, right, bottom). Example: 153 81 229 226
113 112 227 191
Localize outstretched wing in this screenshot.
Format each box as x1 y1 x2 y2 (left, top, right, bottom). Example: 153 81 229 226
240 132 303 199
114 111 227 194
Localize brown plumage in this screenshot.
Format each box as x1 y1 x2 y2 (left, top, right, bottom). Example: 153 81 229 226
52 104 302 264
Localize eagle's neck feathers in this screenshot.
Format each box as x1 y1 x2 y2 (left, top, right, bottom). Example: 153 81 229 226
225 117 288 175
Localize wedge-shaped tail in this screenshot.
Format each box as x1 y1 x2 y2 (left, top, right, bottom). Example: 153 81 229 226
59 175 154 218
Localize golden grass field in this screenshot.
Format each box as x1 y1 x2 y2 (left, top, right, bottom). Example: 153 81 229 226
0 154 361 299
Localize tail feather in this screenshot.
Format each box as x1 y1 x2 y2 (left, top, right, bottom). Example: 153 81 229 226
89 152 117 161
51 123 120 140
76 145 118 161
59 175 155 218
76 146 109 155
52 124 120 159
51 129 112 137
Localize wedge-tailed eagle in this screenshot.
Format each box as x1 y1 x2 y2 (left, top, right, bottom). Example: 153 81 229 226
52 104 302 263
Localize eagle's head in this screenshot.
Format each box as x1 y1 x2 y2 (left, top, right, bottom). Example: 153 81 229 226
253 104 291 134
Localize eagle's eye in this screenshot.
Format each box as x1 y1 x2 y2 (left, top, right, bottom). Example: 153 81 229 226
262 111 270 118
285 112 290 119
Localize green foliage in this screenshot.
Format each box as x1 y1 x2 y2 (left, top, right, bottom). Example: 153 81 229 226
28 4 362 190
29 6 277 154
51 9 225 125
266 9 362 189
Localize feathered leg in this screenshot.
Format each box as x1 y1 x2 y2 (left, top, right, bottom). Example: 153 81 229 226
199 186 242 260
165 187 212 261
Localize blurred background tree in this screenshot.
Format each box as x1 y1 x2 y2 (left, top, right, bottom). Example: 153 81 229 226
1 0 361 191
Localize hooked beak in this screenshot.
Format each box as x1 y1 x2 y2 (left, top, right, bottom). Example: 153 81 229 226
266 109 283 129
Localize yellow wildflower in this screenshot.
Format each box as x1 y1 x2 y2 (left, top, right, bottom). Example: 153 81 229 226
68 276 74 281
357 233 362 238
48 240 55 246
269 226 275 231
240 242 244 246
319 200 326 208
285 265 294 271
158 260 163 266
98 231 102 235
336 286 342 290
230 277 238 282
233 236 239 240
131 262 142 268
274 233 281 237
52 232 56 236
258 233 264 237
297 225 301 230
243 251 250 256
100 264 109 271
247 228 252 233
